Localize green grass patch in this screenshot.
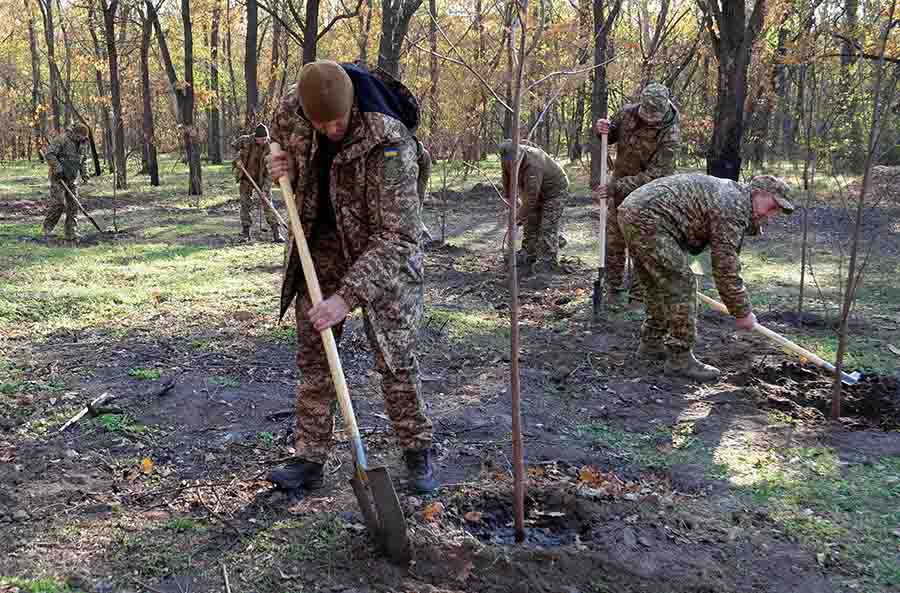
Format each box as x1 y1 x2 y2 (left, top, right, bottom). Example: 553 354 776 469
165 517 201 532
258 431 275 447
93 413 147 435
128 368 160 380
284 514 347 563
718 446 900 587
210 375 240 388
426 307 511 350
577 421 708 468
0 577 76 593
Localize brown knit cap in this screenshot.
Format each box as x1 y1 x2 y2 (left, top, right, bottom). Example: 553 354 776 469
297 60 354 122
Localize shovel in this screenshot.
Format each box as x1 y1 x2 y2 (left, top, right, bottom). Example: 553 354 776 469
591 131 609 322
234 159 289 232
59 180 104 233
697 292 861 386
270 141 411 564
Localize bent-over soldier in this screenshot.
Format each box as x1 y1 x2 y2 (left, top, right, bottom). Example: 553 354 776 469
232 124 282 242
499 141 568 271
266 61 437 495
617 173 794 382
594 83 681 305
43 124 89 243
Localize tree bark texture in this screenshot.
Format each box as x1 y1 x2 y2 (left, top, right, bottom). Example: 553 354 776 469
101 0 127 189
209 1 223 163
245 0 259 125
140 9 160 185
377 0 424 78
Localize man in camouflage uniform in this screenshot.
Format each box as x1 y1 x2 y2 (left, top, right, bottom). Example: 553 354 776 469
43 123 90 243
232 124 283 242
266 60 437 494
499 140 568 271
617 174 794 381
594 83 681 306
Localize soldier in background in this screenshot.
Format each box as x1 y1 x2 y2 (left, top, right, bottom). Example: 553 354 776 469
499 140 568 272
593 83 681 306
232 124 282 242
43 124 89 244
617 174 794 382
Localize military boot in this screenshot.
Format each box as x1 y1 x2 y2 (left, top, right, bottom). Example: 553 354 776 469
272 227 284 243
266 458 324 491
239 226 252 242
665 351 721 382
637 340 667 361
404 448 438 494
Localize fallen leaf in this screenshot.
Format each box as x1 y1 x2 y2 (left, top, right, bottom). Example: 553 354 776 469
141 457 154 475
464 511 483 523
578 465 602 486
422 501 445 522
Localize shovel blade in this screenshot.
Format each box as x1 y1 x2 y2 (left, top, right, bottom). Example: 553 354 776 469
349 465 410 564
592 274 606 322
841 370 862 386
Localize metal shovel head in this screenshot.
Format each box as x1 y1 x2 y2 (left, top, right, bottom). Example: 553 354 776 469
842 370 862 386
349 464 410 564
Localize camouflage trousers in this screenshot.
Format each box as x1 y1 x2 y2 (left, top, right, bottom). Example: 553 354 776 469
293 229 433 463
618 208 697 353
43 177 78 240
607 190 645 302
521 189 566 263
239 180 278 231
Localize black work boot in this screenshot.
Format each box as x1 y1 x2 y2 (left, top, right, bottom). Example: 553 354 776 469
239 226 251 242
266 458 324 491
404 448 438 494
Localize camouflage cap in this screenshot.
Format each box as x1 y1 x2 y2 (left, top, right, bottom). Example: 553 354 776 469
498 139 523 163
749 174 794 214
638 83 670 124
69 123 89 138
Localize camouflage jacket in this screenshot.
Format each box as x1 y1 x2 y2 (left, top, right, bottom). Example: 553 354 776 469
620 173 755 318
46 133 87 181
506 145 568 222
271 65 426 370
232 135 270 186
605 103 680 201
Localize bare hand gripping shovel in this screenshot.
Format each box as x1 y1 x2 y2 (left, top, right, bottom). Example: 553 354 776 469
271 141 411 564
592 132 609 322
698 292 861 385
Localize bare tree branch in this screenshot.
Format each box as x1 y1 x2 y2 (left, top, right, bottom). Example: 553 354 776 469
318 0 364 40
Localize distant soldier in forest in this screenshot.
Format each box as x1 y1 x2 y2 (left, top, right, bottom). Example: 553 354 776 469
43 123 89 244
617 173 794 382
499 140 569 272
593 82 681 307
266 60 437 495
232 124 282 242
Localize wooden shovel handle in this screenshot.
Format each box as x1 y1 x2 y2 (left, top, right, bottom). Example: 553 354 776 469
270 142 367 467
598 133 608 266
697 292 853 381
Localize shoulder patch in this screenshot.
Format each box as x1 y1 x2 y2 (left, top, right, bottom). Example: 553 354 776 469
384 147 399 159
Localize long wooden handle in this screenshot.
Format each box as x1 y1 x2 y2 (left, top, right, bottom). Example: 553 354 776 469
270 142 367 467
235 160 289 231
598 133 608 266
697 292 854 381
60 181 103 233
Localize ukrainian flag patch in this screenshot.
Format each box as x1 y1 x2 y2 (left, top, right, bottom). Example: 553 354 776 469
384 148 399 158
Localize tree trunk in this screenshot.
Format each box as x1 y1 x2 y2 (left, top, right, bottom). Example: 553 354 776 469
26 0 47 153
245 0 259 125
182 0 202 194
701 0 767 181
101 0 127 189
262 0 282 110
377 0 424 78
358 0 372 64
208 1 223 163
427 0 439 146
58 0 74 127
568 0 590 160
88 1 114 168
225 0 239 136
37 0 62 131
303 0 319 64
148 0 202 194
140 9 159 185
839 0 863 172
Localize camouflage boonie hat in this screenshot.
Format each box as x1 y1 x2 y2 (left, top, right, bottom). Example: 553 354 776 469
638 83 670 124
750 175 794 214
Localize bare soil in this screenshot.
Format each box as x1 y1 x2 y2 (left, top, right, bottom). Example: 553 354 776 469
1 183 898 592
